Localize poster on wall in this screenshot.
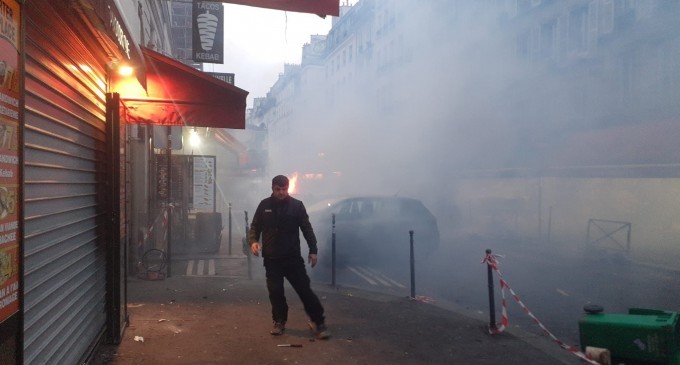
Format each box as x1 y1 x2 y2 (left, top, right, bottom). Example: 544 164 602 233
0 0 22 323
192 1 224 64
192 156 216 211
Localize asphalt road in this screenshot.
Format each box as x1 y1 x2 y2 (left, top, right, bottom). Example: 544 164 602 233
309 235 680 349
171 230 680 357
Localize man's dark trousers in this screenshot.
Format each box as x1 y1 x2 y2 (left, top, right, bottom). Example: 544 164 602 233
264 256 325 325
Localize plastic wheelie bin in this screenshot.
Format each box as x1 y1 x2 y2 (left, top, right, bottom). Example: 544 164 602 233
579 305 680 365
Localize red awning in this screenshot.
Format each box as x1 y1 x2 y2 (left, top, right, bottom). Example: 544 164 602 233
117 47 249 129
221 0 339 17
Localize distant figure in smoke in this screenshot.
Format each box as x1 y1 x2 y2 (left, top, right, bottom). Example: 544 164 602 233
248 175 330 339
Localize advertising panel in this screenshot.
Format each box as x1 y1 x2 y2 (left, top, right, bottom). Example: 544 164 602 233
0 0 21 323
192 156 216 211
192 1 224 63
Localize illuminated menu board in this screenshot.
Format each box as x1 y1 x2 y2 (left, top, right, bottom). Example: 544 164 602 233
192 156 216 212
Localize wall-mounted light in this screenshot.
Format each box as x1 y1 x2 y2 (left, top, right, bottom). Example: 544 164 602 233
108 60 135 77
117 64 134 77
108 59 144 96
189 127 200 148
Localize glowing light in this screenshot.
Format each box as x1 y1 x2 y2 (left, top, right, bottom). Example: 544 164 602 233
117 65 134 77
110 60 144 96
288 172 299 195
189 128 201 147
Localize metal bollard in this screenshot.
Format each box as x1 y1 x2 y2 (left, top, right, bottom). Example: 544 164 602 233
228 203 232 255
410 230 415 299
486 248 497 331
331 213 336 287
245 211 252 280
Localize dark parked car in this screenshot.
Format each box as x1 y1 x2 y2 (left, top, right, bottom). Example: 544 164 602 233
306 196 440 267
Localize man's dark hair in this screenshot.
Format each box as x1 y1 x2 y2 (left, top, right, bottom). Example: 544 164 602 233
272 175 289 187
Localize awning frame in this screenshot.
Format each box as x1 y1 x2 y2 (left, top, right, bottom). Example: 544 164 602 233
113 47 249 129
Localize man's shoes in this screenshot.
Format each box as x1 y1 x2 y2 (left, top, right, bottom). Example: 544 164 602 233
270 321 285 336
311 322 330 340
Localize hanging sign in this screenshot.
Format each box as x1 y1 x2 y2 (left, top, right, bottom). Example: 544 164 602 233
205 72 234 85
192 1 224 63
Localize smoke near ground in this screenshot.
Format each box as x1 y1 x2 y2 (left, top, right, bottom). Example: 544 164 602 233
246 3 680 349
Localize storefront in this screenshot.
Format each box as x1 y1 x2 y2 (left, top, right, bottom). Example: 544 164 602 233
0 1 244 363
0 0 338 363
19 2 134 363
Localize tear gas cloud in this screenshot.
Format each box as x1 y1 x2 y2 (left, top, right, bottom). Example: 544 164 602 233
234 0 680 345
258 1 680 269
268 2 571 208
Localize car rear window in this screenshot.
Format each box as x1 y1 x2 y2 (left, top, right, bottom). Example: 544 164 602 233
377 198 433 219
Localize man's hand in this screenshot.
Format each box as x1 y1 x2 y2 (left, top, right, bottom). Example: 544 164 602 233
250 242 261 256
308 254 318 268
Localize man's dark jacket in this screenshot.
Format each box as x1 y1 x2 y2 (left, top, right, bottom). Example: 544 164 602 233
248 195 318 259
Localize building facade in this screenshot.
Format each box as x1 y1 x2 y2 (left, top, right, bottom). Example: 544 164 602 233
249 0 680 267
0 1 245 363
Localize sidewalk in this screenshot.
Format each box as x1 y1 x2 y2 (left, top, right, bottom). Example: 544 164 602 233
92 262 584 365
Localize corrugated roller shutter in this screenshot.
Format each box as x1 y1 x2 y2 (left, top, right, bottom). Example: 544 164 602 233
23 4 109 364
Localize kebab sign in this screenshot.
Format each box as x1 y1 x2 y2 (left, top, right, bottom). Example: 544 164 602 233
192 1 224 63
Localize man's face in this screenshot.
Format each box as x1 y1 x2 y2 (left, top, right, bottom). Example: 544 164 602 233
272 184 289 200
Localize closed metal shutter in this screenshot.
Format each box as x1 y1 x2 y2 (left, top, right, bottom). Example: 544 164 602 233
23 3 110 364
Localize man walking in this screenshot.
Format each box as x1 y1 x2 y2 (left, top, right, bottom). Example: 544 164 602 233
248 175 330 339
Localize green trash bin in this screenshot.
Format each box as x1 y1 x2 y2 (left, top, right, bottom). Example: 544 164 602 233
579 306 680 365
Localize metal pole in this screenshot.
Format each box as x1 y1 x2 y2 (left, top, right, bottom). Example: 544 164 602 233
547 205 552 244
538 176 543 241
245 210 251 280
166 127 172 277
331 213 336 287
486 249 496 331
228 203 232 255
409 230 415 299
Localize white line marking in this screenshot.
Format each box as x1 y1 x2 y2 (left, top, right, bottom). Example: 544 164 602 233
208 259 216 276
186 260 195 276
347 266 377 285
356 266 392 287
197 260 205 275
365 267 406 288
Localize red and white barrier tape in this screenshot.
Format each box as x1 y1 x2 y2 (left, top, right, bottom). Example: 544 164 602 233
482 252 601 365
140 205 172 246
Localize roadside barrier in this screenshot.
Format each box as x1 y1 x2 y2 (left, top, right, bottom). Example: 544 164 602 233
482 250 601 365
142 205 170 247
243 210 252 280
409 230 416 299
137 205 172 280
327 217 424 300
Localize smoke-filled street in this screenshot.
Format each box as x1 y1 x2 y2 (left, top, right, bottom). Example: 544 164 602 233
310 229 680 349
